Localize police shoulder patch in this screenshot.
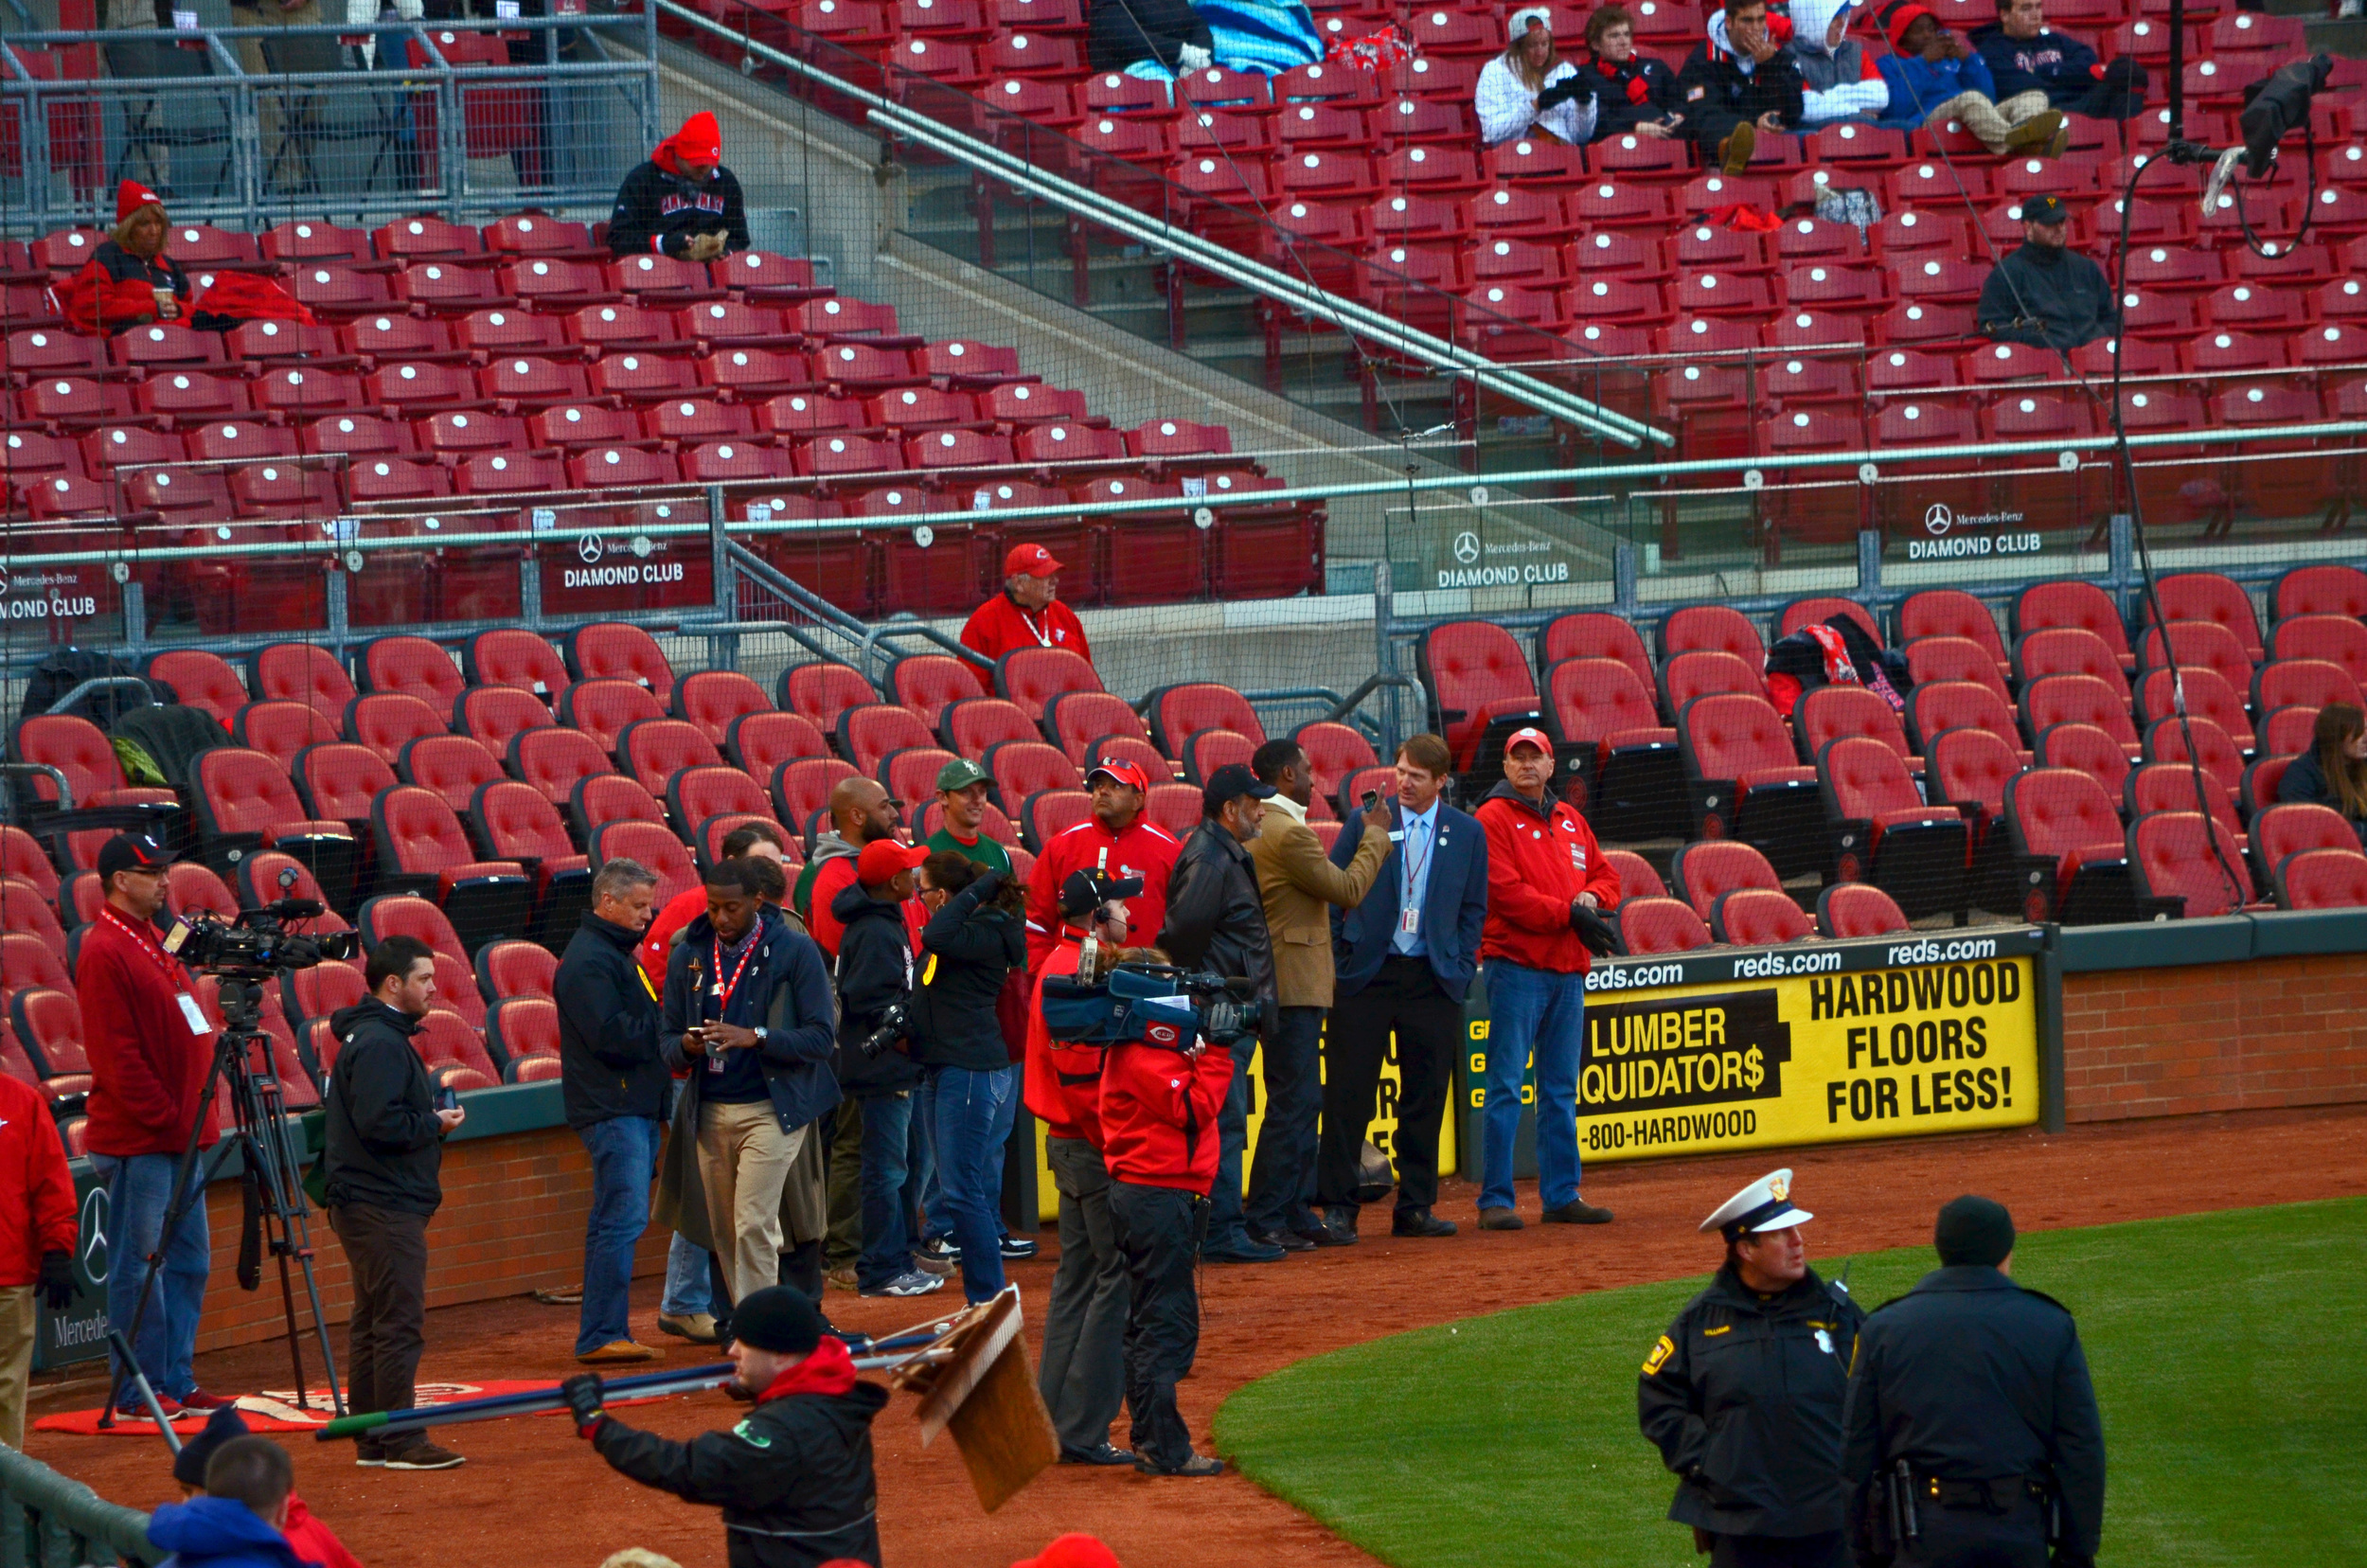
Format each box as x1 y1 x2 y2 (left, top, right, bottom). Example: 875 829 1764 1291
732 1418 773 1448
1643 1334 1676 1374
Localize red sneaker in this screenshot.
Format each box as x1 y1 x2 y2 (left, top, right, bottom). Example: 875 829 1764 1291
115 1396 185 1420
177 1389 236 1412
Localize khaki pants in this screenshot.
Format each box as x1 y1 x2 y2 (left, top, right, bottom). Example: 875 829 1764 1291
229 0 325 162
0 1286 33 1452
697 1101 806 1304
1926 88 2054 151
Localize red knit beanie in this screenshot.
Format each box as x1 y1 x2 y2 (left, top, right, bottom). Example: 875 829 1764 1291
1883 3 1932 51
116 180 163 223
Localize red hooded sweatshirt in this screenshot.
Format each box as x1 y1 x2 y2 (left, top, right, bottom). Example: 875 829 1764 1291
0 1072 78 1287
78 905 219 1158
1097 1031 1230 1191
1474 780 1622 973
1023 927 1102 1145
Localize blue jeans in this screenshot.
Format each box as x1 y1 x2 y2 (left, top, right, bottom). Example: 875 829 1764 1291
913 1076 946 1244
1479 962 1587 1214
931 1065 1017 1303
661 1232 712 1317
575 1116 659 1355
1203 1032 1260 1249
855 1094 917 1291
94 1152 210 1402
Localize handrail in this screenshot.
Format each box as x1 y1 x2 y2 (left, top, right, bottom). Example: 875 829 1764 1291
0 1442 162 1567
647 0 1672 451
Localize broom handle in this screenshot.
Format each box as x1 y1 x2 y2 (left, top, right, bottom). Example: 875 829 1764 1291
313 1348 952 1441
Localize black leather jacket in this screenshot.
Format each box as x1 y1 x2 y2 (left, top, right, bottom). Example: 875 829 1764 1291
1156 820 1276 1014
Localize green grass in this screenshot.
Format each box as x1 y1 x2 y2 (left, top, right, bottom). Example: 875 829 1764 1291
1213 1200 2367 1568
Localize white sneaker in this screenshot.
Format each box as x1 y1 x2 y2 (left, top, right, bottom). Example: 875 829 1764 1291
860 1270 947 1297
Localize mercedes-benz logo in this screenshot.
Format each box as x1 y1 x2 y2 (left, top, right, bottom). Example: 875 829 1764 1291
1452 531 1481 564
1924 503 1954 537
576 532 604 564
0 565 12 597
80 1185 109 1285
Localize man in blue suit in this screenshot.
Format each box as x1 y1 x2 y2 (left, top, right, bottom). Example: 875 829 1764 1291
1314 733 1490 1241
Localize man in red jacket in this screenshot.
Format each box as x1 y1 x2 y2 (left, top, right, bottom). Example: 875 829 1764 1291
1025 760 1179 974
80 833 226 1417
1473 730 1621 1232
960 543 1093 669
1025 869 1141 1469
1098 980 1233 1478
0 1067 77 1450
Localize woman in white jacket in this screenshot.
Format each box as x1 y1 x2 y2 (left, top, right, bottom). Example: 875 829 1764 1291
1475 8 1599 147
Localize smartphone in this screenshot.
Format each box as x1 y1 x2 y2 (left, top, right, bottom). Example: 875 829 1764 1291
435 1086 459 1113
1361 789 1381 810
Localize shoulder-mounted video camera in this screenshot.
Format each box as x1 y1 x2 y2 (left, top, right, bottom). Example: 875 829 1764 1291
1041 961 1258 1050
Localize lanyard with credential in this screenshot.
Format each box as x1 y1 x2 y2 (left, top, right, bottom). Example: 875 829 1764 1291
1399 810 1433 935
710 932 759 1017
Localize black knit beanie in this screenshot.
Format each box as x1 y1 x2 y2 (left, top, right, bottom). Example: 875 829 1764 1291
173 1406 252 1488
1933 1194 2016 1267
731 1286 826 1355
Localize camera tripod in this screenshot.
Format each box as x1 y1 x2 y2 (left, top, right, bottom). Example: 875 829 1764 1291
100 972 346 1430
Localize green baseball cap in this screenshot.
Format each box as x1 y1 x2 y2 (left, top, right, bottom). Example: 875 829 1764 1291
935 757 991 792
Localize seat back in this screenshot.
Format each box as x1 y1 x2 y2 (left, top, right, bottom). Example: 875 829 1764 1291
1904 680 2020 757
1897 589 2006 668
195 748 310 837
588 820 698 903
1816 882 1910 938
2138 620 2254 690
2012 579 2131 664
1539 612 1655 694
146 650 248 727
2126 761 2240 839
2135 666 2251 747
1417 621 1539 767
1903 636 2011 704
464 629 570 699
1927 727 2020 819
727 711 830 777
471 779 578 862
2022 674 2137 749
2128 811 2253 917
344 692 446 767
772 757 859 838
837 704 936 776
487 994 561 1070
1711 887 1814 946
397 735 506 814
945 698 1039 759
1290 722 1379 805
887 654 988 732
564 621 676 704
2272 563 2367 623
2004 768 2123 860
2142 571 2261 659
1546 659 1661 743
1664 650 1764 711
1618 897 1712 953
1779 596 1882 647
507 727 613 805
780 662 878 736
556 679 665 756
667 766 769 832
476 938 558 1003
373 785 481 875
2276 846 2367 909
12 715 130 805
1799 686 1912 766
455 686 552 752
357 892 468 964
2015 626 2129 694
1662 604 1766 667
619 718 724 793
2142 715 2245 796
1820 734 1924 820
1677 694 1794 784
293 742 396 824
995 648 1102 722
251 643 357 721
673 670 773 747
2268 615 2367 689
1668 839 1782 920
361 635 464 708
1149 683 1268 756
2252 802 2358 878
2254 658 2360 721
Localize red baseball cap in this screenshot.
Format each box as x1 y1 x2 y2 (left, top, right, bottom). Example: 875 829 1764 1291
1004 543 1063 578
856 839 930 887
1505 726 1553 757
1085 757 1150 793
1009 1537 1123 1568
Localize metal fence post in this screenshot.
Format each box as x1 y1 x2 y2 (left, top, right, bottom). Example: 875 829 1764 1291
324 558 349 648
707 483 738 673
122 578 147 652
520 546 543 631
1857 528 1882 600
2108 512 2135 621
1372 558 1399 760
1611 542 1637 616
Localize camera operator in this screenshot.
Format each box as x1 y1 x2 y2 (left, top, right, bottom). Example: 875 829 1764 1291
1154 765 1281 1265
830 841 938 1299
323 935 466 1471
557 859 667 1366
663 860 839 1323
80 832 222 1417
1025 869 1146 1468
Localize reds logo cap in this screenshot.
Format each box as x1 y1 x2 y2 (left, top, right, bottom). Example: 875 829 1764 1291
1504 726 1553 757
1085 757 1150 793
1003 543 1064 578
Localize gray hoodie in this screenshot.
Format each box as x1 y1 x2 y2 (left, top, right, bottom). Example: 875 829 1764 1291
1781 0 1889 122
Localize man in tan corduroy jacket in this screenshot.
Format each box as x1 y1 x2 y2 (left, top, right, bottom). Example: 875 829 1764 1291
1243 738 1393 1252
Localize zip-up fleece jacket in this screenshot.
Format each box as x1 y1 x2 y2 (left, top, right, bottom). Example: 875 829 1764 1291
0 1070 77 1287
1475 780 1622 972
1099 1033 1231 1191
606 155 749 259
1875 45 1997 129
321 998 443 1216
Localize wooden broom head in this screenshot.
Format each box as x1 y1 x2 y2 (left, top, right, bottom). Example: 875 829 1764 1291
890 1288 1057 1513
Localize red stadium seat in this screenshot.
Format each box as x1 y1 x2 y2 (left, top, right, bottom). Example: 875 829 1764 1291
2253 659 2361 720
555 679 665 757
486 995 561 1077
837 704 935 777
360 636 464 710
726 711 830 781
2016 627 2131 702
371 785 531 952
191 749 357 900
1816 882 1911 938
1417 622 1543 773
780 663 878 742
2139 572 2263 661
508 726 614 808
1544 659 1684 841
2268 615 2367 691
454 689 552 758
995 649 1101 723
1710 888 1814 947
1148 683 1267 757
773 758 859 846
1677 694 1824 876
2271 564 2367 623
143 650 246 728
1904 638 2012 707
1662 604 1766 668
1023 789 1096 853
343 693 447 767
1663 650 1766 713
1820 735 1968 918
2144 715 2246 798
2013 580 2133 669
10 715 175 811
398 735 507 815
476 938 558 1005
563 622 676 704
292 742 396 829
2135 667 2252 751
1798 686 1914 769
2138 621 2254 692
1618 897 1713 954
2275 846 2367 910
588 820 698 905
2128 811 2254 918
1669 840 1783 922
1047 691 1151 765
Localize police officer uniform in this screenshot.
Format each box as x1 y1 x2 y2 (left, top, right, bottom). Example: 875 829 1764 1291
1639 1169 1865 1568
1841 1196 2105 1568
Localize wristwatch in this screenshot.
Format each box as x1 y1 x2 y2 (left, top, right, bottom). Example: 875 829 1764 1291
752 1026 769 1043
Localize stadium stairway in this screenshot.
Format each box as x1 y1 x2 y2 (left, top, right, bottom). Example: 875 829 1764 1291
646 28 1628 586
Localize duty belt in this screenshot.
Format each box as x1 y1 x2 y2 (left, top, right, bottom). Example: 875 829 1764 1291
1914 1473 2047 1513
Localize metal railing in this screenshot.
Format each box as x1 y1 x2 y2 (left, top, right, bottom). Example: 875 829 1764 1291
0 1442 160 1568
0 9 656 231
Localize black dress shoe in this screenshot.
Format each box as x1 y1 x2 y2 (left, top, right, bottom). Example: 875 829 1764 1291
1392 1207 1458 1238
1249 1226 1316 1253
1294 1222 1355 1247
1060 1442 1138 1467
1133 1452 1226 1477
1322 1204 1361 1243
1541 1198 1614 1225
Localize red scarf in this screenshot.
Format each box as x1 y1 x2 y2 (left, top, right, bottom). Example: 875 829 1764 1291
757 1336 861 1402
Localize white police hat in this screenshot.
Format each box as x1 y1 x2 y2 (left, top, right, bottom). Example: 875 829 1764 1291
1700 1167 1813 1241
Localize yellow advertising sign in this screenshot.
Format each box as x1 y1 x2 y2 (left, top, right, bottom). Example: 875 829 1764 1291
1470 933 2043 1166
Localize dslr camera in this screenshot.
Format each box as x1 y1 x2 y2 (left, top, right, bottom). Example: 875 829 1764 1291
857 999 910 1060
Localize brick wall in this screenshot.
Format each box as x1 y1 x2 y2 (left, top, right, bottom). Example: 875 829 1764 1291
2062 953 2367 1122
192 1126 669 1356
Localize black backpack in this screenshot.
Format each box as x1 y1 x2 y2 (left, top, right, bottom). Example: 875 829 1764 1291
17 649 151 730
111 705 229 795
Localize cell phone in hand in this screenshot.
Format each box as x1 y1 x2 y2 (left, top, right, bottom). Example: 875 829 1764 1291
1361 790 1381 809
435 1086 459 1113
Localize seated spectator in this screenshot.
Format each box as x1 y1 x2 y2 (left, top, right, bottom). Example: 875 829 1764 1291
1087 0 1213 72
1478 8 1600 148
960 543 1093 667
1875 2 2064 154
169 1408 363 1568
607 113 748 262
1971 0 2147 121
55 182 190 336
1676 0 1806 175
1577 6 1682 141
1974 194 2116 348
147 1434 311 1568
2279 703 2367 846
1786 0 1890 125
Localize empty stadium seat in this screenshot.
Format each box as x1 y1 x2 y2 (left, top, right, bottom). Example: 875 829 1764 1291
2275 846 2367 910
589 820 698 904
564 622 676 704
1618 897 1713 954
468 780 592 946
1418 621 1543 773
1676 695 1824 877
371 785 531 953
2003 768 2150 925
1543 658 1683 841
780 663 879 739
1710 887 1813 946
475 938 558 1005
995 648 1101 723
1816 882 1911 939
557 680 666 757
1820 736 1967 919
2128 811 2254 918
1668 840 1783 923
191 749 357 902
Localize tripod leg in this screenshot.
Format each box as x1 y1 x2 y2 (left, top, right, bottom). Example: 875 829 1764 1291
276 1249 311 1412
106 1330 183 1455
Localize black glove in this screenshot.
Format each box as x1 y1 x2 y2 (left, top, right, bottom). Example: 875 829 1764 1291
1571 901 1618 957
37 1250 73 1310
561 1372 606 1437
1536 78 1594 110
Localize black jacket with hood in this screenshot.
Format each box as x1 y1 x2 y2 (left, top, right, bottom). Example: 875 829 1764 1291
661 904 842 1133
321 998 443 1217
912 871 1025 1074
555 910 670 1129
1157 819 1277 1014
607 131 750 260
1976 241 2120 350
829 882 922 1096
